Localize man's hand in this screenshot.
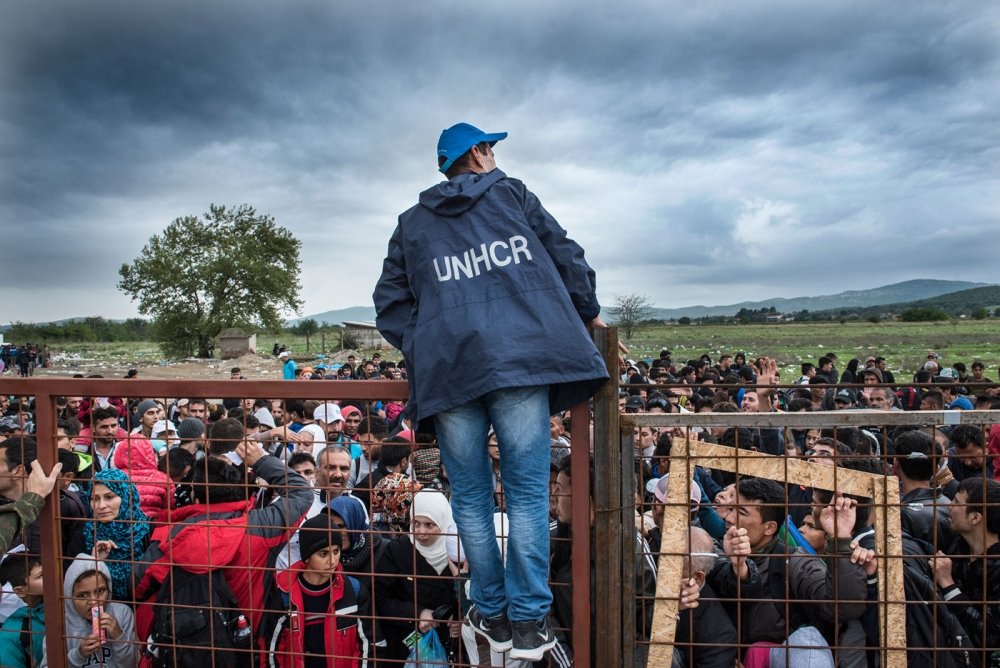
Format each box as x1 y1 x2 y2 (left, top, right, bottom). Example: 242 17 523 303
678 577 700 610
819 493 857 540
756 357 779 386
418 608 437 633
24 460 62 497
723 526 751 580
590 316 607 329
849 541 878 577
930 551 955 589
235 440 268 468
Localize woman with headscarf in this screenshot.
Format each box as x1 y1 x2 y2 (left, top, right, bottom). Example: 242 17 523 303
329 495 385 583
65 469 150 600
373 490 461 665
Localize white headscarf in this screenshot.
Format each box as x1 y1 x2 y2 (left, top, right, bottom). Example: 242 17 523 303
410 490 453 574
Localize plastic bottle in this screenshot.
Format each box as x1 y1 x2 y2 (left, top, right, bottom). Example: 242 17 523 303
232 614 253 650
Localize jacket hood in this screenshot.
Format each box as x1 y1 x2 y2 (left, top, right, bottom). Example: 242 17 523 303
418 168 506 216
62 553 114 620
113 434 159 473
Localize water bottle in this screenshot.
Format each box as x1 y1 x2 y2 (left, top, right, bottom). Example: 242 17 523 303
232 614 253 650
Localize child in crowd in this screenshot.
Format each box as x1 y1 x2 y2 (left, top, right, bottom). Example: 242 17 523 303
0 554 45 667
269 510 377 668
62 552 138 667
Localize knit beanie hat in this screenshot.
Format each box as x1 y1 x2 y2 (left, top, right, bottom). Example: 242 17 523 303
298 511 344 562
136 399 159 417
177 417 206 441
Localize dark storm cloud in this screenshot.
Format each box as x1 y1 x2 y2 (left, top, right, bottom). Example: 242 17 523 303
2 1 998 321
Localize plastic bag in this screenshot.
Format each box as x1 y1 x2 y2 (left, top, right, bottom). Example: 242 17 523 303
404 630 449 667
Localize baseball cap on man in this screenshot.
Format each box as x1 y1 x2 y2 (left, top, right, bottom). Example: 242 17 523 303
437 123 507 174
313 402 344 425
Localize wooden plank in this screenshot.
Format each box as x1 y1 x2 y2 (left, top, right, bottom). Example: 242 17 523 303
630 409 1000 429
686 439 879 495
874 476 907 668
645 437 907 667
646 435 691 667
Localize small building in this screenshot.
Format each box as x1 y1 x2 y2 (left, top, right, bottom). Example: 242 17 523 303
342 321 391 350
218 328 257 359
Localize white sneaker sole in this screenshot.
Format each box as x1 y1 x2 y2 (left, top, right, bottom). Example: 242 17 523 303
510 636 557 661
470 622 513 653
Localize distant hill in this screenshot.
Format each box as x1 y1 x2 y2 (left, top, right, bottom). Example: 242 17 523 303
806 284 1000 319
287 306 376 326
645 279 988 320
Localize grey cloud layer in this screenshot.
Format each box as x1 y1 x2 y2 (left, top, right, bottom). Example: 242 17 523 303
2 1 997 321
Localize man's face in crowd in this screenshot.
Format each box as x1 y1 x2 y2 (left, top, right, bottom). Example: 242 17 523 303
954 442 984 471
318 449 352 497
140 405 160 431
719 357 732 371
270 401 285 425
724 495 775 551
798 514 827 553
550 415 565 440
240 398 255 412
230 370 242 380
290 460 316 486
862 373 879 386
344 413 362 437
834 399 852 410
66 397 83 414
820 362 833 373
325 419 343 440
56 427 76 451
949 490 979 536
633 427 655 452
618 396 627 414
808 442 837 467
358 432 380 461
188 401 207 422
971 364 985 380
93 417 119 444
364 362 375 376
868 389 893 410
0 447 24 497
741 392 760 413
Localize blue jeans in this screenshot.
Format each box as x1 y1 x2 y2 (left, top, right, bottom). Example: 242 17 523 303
433 385 553 622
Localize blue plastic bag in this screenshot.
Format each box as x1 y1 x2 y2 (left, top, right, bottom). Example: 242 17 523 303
404 630 449 667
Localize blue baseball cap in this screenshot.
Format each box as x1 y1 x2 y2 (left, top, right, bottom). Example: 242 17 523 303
437 122 508 174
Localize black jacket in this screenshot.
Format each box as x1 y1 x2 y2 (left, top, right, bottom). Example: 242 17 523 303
373 536 458 665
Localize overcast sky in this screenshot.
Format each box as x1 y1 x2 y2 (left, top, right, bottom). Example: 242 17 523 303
3 1 998 323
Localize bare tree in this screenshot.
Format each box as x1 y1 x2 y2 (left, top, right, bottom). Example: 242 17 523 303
607 294 652 340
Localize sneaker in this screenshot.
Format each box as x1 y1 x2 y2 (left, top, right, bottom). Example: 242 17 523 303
510 618 557 661
468 605 513 653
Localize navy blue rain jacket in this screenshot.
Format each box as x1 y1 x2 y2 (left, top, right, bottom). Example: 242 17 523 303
373 168 609 422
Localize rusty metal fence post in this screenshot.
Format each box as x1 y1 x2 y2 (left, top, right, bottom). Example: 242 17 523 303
592 327 635 667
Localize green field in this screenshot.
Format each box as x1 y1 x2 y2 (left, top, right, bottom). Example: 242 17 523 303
618 320 1000 378
29 320 1000 378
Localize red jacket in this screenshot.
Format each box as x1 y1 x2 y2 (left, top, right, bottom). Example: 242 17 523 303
131 456 313 649
267 562 375 668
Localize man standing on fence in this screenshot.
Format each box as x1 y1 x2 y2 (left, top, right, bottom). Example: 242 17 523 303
374 122 608 660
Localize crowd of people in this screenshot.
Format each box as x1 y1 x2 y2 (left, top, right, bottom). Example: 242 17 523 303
0 343 50 377
0 348 996 667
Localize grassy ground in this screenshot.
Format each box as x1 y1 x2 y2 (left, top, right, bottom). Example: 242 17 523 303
31 320 1000 379
618 319 1000 378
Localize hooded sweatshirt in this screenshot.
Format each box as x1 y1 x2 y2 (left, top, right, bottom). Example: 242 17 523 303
373 168 608 425
52 553 137 668
112 434 173 521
